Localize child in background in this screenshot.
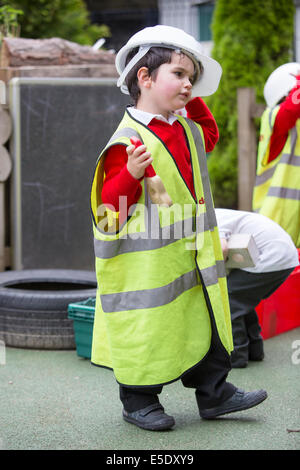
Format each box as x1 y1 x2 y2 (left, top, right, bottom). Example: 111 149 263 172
216 208 299 368
253 63 300 247
90 25 267 431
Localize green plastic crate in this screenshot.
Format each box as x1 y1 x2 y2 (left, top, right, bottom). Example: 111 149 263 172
68 297 95 359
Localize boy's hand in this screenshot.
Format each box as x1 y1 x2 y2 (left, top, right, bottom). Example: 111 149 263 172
220 238 228 261
126 140 153 180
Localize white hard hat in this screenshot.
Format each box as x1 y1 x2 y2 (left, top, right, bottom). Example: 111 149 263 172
264 62 300 108
115 25 222 97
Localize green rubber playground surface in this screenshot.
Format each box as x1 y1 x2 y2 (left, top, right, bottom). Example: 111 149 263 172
0 327 299 450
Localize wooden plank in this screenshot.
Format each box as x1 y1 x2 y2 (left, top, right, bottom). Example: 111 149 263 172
237 88 258 211
251 102 265 119
0 64 118 83
0 37 115 67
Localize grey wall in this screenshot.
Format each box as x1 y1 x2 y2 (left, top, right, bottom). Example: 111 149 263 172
9 78 129 270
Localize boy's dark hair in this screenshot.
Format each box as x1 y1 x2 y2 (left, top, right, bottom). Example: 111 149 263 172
125 47 173 104
125 46 201 104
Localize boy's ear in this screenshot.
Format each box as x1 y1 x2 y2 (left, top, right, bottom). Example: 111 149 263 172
137 67 152 89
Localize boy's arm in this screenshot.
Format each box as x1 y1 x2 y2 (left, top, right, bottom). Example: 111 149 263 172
185 97 219 152
268 73 300 163
102 144 142 211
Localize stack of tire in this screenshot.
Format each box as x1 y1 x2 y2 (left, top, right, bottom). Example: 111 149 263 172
0 269 97 350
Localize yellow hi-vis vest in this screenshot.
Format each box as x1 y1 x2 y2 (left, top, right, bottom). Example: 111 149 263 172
253 106 300 247
90 110 233 387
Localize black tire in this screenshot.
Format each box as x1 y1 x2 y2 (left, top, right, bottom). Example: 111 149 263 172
0 269 97 350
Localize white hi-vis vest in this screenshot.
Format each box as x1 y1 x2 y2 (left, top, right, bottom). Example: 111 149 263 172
253 106 300 247
90 110 233 387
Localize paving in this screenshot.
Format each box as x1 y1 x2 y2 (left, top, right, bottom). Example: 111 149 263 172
0 327 299 451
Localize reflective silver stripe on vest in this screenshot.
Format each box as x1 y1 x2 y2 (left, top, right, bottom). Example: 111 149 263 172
255 165 276 186
184 118 218 231
101 269 198 312
268 107 276 129
201 260 226 286
107 127 143 146
267 186 300 200
94 212 209 259
100 261 226 313
255 126 298 187
255 153 300 186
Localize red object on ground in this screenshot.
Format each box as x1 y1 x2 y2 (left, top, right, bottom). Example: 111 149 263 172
256 249 300 339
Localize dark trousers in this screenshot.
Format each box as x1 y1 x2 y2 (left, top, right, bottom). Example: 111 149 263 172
227 267 294 366
119 319 236 412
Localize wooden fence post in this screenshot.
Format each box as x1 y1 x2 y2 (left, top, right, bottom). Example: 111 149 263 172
237 87 264 211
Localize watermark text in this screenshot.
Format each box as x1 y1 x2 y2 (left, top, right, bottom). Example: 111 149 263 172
0 340 6 365
291 339 300 365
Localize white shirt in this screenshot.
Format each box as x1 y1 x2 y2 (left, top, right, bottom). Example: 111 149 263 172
215 208 299 273
127 106 178 126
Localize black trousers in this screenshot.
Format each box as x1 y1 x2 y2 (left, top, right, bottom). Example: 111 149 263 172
119 318 236 412
227 267 294 365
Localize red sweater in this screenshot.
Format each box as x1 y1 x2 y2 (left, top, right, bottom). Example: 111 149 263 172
268 74 300 163
102 97 218 212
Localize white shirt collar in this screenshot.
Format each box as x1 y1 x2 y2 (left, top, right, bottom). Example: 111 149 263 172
127 106 178 126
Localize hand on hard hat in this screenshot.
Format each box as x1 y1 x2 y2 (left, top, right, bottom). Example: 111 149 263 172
264 62 300 108
289 70 300 78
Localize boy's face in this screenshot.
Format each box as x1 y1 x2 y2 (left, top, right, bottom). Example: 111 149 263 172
139 51 195 118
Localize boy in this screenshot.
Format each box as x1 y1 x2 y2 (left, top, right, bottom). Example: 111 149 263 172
90 25 267 430
253 63 300 247
216 208 299 368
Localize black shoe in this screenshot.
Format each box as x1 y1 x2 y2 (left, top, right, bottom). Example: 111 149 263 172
122 403 175 431
199 388 267 420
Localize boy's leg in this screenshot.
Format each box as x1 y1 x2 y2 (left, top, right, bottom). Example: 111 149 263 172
226 268 294 366
119 384 162 412
230 315 249 367
119 384 175 431
246 267 294 360
182 320 237 409
182 315 267 419
244 310 264 360
227 269 264 367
